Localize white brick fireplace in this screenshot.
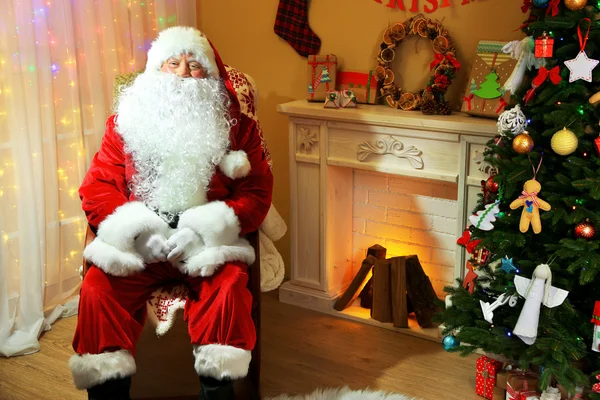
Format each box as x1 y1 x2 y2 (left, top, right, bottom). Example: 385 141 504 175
352 171 458 298
276 100 497 342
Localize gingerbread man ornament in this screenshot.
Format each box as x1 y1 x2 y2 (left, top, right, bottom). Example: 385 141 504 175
510 179 551 234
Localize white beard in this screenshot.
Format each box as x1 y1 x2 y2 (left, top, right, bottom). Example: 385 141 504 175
115 71 231 223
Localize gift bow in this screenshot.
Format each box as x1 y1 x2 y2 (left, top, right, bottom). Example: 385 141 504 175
532 66 562 87
430 53 461 71
520 190 540 207
521 0 532 13
546 0 560 16
524 66 561 104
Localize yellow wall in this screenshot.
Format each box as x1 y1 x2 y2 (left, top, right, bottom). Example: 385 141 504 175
198 0 526 276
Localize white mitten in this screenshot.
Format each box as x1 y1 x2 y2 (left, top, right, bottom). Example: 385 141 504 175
134 231 170 264
166 227 204 266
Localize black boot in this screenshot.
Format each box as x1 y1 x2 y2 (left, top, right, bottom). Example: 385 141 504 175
87 376 131 400
199 376 235 400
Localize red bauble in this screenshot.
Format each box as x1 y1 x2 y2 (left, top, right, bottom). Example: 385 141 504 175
485 176 499 194
575 221 596 240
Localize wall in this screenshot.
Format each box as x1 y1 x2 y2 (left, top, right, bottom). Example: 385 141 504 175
352 170 458 297
197 0 526 277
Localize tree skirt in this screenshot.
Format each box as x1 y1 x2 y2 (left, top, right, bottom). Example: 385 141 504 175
267 387 417 400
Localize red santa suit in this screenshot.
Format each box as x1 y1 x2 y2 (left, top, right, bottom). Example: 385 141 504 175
69 27 273 391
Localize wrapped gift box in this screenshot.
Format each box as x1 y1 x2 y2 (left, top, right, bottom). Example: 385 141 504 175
460 41 517 119
476 355 504 399
506 372 539 400
337 71 378 104
307 54 337 102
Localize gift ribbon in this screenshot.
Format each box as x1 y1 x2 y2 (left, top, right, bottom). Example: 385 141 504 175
430 53 461 71
463 93 474 110
523 66 561 104
521 0 532 13
477 357 499 399
495 98 508 114
546 0 560 16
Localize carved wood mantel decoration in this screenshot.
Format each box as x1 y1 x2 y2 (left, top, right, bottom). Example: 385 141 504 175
357 135 424 169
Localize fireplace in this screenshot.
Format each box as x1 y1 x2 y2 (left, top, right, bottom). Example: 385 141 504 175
276 100 497 342
351 170 458 298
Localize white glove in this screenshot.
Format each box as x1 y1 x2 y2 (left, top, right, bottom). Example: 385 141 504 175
134 231 170 264
166 227 204 264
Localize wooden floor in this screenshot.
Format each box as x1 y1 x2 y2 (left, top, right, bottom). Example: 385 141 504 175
0 291 480 399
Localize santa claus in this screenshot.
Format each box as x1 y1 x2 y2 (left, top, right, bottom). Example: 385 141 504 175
69 26 273 400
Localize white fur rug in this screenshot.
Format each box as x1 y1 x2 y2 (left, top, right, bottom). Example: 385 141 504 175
267 387 417 400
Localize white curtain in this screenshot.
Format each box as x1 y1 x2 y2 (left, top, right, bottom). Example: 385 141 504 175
0 0 196 357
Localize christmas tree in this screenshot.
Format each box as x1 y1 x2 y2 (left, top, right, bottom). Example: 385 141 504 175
320 66 331 83
474 70 503 99
435 2 600 397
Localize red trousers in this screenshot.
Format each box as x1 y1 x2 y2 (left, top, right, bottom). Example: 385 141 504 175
71 261 255 387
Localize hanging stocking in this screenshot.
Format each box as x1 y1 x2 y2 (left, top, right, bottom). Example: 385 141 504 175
274 0 321 57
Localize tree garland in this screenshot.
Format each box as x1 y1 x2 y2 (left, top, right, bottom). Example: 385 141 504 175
374 14 460 115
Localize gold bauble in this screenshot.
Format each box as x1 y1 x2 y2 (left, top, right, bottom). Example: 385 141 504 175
512 132 534 154
551 127 578 156
564 0 587 10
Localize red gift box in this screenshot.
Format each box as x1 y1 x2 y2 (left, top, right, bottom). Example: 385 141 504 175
337 71 378 104
476 356 503 399
534 32 554 58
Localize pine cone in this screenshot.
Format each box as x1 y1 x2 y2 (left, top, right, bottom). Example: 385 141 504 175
427 29 438 40
421 100 436 115
436 101 452 115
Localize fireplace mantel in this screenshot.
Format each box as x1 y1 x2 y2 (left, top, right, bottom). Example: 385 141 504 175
276 100 498 341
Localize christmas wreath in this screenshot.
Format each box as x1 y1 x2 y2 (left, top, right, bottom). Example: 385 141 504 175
375 14 460 115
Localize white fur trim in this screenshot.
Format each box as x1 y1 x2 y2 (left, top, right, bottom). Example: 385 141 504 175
83 201 169 276
179 240 255 277
178 201 241 248
83 238 145 276
266 386 417 400
69 350 136 390
193 344 251 380
146 26 219 79
219 150 250 180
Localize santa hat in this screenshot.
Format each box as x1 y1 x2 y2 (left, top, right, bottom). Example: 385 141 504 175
145 26 219 79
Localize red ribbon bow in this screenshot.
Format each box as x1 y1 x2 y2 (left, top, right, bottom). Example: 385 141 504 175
533 66 562 86
521 0 532 13
430 53 461 71
523 66 561 103
463 93 474 110
520 191 540 207
546 0 560 16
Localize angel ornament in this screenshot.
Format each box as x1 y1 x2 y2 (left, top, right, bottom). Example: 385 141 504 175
513 264 569 345
510 179 551 234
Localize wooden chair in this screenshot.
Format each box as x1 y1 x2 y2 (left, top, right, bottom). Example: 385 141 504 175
81 226 261 400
